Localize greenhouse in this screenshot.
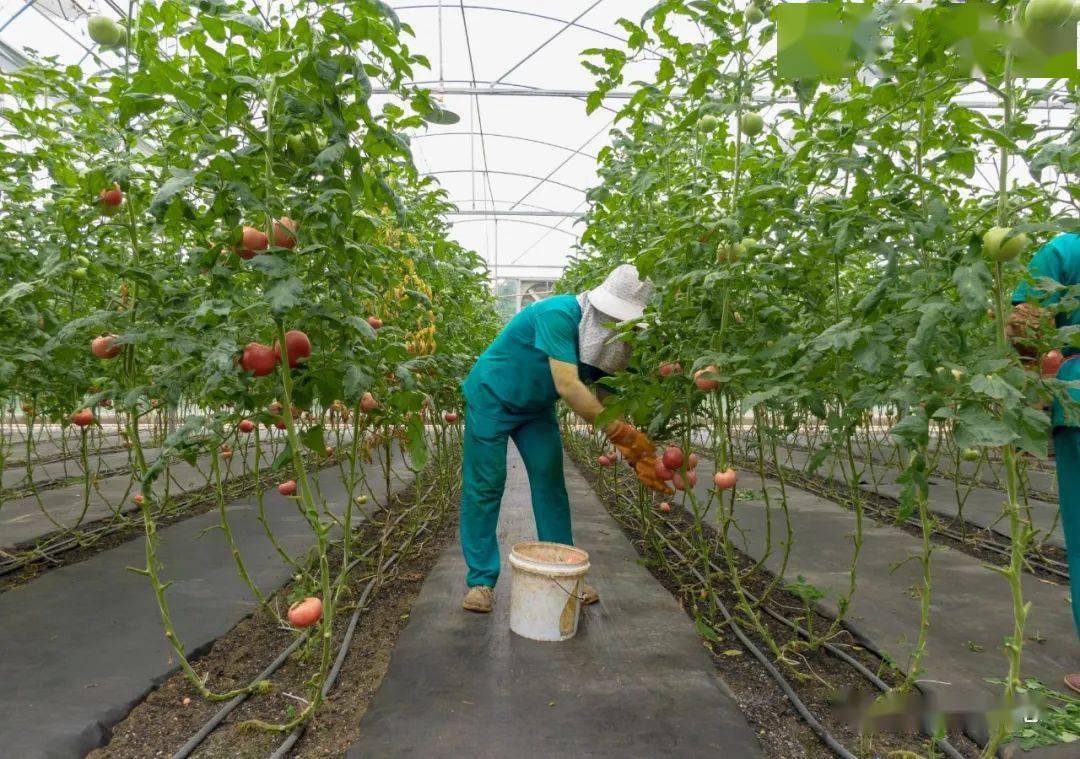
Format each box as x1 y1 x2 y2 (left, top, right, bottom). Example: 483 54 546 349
1 1 1079 757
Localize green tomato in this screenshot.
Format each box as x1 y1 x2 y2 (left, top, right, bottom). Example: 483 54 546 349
698 114 719 133
1025 0 1079 26
740 236 757 251
75 255 91 267
746 4 765 24
960 448 981 463
982 226 1031 262
740 112 764 137
71 267 88 280
87 15 123 47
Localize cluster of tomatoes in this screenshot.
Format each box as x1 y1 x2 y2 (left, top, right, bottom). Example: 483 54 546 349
657 361 721 391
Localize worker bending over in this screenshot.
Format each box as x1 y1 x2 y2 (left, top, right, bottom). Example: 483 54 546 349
458 264 667 613
1008 232 1080 694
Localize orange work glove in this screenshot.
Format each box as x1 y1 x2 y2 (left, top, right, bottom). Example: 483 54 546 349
635 454 674 494
605 422 673 494
605 421 654 464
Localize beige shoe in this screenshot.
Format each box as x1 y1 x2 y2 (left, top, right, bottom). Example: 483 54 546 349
582 583 599 605
462 585 494 613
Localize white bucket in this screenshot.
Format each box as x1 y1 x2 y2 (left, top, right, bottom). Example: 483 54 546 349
508 541 591 642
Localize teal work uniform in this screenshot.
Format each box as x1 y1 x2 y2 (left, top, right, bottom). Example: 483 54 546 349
460 294 596 588
1012 232 1080 636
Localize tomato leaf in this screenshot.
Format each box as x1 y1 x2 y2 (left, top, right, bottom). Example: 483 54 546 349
299 424 327 456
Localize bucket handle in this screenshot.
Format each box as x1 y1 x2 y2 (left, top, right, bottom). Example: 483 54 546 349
551 577 587 603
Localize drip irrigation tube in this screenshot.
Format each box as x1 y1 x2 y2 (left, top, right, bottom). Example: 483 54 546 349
171 491 438 759
581 435 968 759
658 532 862 759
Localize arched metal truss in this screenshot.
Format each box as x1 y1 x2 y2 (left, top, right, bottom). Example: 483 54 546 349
449 217 580 238
412 131 598 160
392 3 634 48
427 169 586 195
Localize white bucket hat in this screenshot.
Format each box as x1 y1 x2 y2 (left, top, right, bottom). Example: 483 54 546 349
586 264 653 322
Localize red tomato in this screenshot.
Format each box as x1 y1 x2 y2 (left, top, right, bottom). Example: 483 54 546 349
236 226 269 260
361 392 379 412
687 453 699 470
272 217 298 249
238 419 255 433
673 470 697 490
71 409 94 427
275 419 287 430
713 468 737 490
288 597 323 628
273 330 312 368
91 334 122 359
278 480 297 496
444 411 459 423
240 342 276 377
659 501 671 513
659 362 682 377
98 183 123 213
597 455 612 467
694 365 720 391
367 316 384 330
662 446 685 470
1041 349 1064 377
654 459 675 481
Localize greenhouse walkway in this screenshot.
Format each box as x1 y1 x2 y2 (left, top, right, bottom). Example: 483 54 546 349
0 450 405 759
690 459 1077 745
0 439 285 550
346 446 762 758
776 444 1066 550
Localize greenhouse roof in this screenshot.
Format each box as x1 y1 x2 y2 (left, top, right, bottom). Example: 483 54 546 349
0 1 682 282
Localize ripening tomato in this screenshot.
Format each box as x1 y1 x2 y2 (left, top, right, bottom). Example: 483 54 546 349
444 411 459 423
367 316 384 330
287 597 323 628
236 226 269 260
1041 349 1064 377
355 494 368 505
654 459 675 481
278 480 297 496
133 494 145 506
673 470 698 490
713 468 738 490
272 217 298 249
361 392 379 412
71 409 94 427
687 453 699 470
662 446 685 470
273 330 312 368
597 455 613 467
659 502 671 513
694 365 720 391
240 343 276 377
238 419 255 433
325 446 334 457
98 183 123 214
659 362 682 377
91 334 122 359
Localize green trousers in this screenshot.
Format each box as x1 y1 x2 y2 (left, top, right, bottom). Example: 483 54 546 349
460 403 573 588
1052 427 1080 638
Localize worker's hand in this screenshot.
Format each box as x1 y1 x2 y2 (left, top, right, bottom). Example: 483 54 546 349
1006 303 1043 360
634 454 674 494
605 421 655 464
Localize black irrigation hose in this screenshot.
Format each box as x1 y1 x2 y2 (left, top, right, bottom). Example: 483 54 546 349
660 517 968 759
269 523 431 758
659 532 862 759
171 490 438 759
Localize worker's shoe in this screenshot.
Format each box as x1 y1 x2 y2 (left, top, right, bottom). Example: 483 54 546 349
582 583 599 605
462 585 495 613
1066 673 1080 695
